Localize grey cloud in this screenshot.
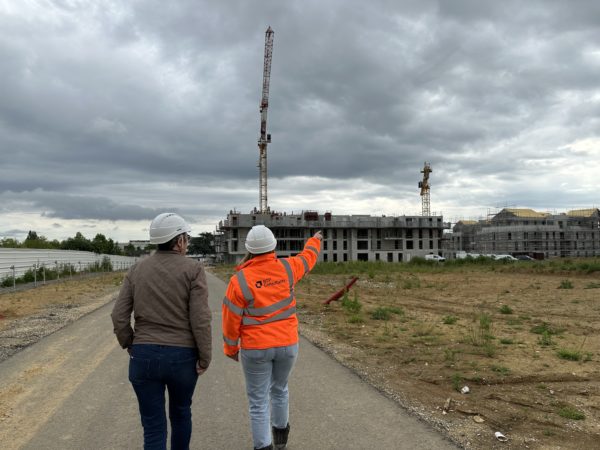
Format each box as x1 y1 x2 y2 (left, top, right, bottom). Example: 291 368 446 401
0 0 599 233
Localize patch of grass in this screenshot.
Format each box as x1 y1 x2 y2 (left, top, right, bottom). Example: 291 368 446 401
370 306 404 321
442 315 458 325
412 321 435 337
499 304 513 314
347 314 364 324
584 282 600 289
402 277 421 289
558 407 585 420
538 330 554 347
371 307 391 321
530 322 562 335
479 313 492 330
482 341 497 357
556 348 582 361
341 291 362 314
451 373 463 392
490 365 510 376
444 348 458 363
386 306 405 315
467 313 495 346
499 338 514 345
558 279 574 289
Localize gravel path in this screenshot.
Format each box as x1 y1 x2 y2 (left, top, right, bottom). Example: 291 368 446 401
0 291 117 363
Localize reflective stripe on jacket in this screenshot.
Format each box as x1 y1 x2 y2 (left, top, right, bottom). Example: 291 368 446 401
222 236 321 355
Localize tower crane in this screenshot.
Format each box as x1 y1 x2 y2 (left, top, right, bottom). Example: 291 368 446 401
258 27 274 214
418 162 432 216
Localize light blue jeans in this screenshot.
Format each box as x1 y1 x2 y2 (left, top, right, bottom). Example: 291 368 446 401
241 343 299 449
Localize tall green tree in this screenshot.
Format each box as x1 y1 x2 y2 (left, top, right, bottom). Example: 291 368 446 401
22 231 60 249
61 232 94 252
0 238 20 248
188 232 215 255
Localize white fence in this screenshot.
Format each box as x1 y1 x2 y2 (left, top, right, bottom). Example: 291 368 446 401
0 248 138 280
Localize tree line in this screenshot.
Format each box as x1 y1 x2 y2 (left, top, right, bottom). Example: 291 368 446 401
0 230 215 257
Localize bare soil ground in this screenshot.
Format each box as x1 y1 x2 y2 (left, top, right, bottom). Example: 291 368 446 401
0 273 124 363
2 267 598 449
212 265 600 449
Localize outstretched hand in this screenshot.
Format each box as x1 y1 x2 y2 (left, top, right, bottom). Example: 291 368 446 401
313 231 323 240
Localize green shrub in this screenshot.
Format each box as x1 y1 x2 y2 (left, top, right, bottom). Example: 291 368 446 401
341 291 362 314
442 315 458 325
499 305 513 314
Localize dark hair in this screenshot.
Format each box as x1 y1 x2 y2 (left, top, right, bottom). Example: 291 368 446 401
158 234 183 251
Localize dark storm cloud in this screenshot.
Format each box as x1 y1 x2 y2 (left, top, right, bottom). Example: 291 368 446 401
0 0 599 233
0 191 163 221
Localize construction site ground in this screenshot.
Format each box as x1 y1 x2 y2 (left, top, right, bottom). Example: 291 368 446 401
213 262 600 449
1 264 598 449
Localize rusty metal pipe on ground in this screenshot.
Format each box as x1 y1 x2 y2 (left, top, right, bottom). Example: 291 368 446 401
324 276 359 304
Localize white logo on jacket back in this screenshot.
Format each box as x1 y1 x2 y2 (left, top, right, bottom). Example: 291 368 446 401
254 278 286 289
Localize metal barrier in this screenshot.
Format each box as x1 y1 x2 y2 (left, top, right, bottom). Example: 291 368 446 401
0 249 138 292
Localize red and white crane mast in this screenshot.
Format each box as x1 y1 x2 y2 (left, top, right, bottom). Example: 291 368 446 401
258 26 274 213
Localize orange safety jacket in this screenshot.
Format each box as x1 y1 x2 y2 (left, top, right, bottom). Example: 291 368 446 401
222 236 321 356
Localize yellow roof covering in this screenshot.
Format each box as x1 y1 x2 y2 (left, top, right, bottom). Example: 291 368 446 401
457 220 477 225
567 208 599 217
503 208 550 218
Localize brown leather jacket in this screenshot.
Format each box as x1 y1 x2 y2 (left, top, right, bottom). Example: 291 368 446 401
111 250 212 369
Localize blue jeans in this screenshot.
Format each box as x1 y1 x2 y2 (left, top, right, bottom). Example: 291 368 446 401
241 344 299 449
128 344 199 450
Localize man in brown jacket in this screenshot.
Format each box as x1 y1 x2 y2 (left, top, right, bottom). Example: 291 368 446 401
111 212 212 450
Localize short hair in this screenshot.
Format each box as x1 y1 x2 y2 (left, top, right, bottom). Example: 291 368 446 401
158 233 183 251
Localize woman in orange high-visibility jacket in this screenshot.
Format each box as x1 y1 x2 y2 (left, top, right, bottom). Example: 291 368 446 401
222 225 322 450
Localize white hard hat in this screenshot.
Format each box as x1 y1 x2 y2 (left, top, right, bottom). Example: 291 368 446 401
245 225 277 254
149 213 191 244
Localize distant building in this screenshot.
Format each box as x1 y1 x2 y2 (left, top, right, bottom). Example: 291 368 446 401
216 210 450 264
445 208 600 258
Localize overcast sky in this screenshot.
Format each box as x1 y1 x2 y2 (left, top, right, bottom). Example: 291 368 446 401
1 0 599 242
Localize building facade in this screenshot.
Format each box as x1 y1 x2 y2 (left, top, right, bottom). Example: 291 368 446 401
216 210 449 264
445 208 600 259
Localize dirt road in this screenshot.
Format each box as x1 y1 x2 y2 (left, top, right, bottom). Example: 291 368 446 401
0 272 457 449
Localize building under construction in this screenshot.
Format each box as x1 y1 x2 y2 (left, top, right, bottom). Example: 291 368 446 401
446 208 600 259
215 210 447 264
215 28 448 264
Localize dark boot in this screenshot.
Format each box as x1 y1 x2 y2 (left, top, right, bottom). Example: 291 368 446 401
254 445 273 450
272 423 290 449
